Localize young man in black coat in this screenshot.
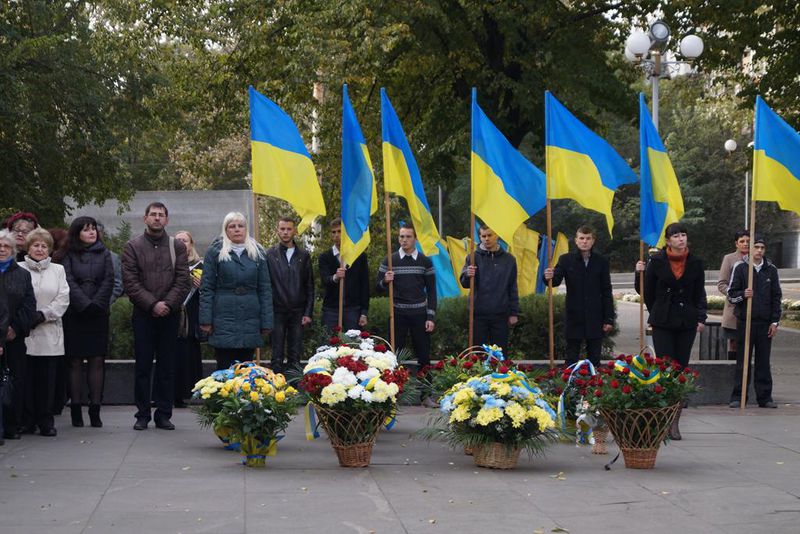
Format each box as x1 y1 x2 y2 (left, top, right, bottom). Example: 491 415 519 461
460 224 519 351
266 217 314 373
318 218 369 332
727 236 782 409
544 226 614 366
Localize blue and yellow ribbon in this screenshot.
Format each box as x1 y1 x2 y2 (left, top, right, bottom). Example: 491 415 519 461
556 359 597 434
614 354 660 385
304 402 320 440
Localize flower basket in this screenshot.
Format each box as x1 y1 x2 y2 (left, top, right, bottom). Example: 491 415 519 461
600 403 681 469
473 442 522 469
313 404 387 467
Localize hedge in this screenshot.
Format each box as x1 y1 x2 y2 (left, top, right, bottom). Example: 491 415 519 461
108 295 617 360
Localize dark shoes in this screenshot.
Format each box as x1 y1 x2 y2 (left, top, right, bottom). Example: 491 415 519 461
40 427 57 437
759 401 778 409
155 419 175 430
71 405 84 427
729 401 740 408
88 405 103 428
133 418 149 431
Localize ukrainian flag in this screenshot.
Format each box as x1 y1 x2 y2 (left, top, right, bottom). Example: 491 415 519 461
418 240 461 299
341 85 377 266
249 86 326 234
753 96 800 215
510 225 540 297
381 88 441 255
639 94 684 247
535 232 568 294
545 91 637 235
472 88 546 244
446 236 471 297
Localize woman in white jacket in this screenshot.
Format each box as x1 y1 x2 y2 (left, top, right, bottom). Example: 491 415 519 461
20 229 70 436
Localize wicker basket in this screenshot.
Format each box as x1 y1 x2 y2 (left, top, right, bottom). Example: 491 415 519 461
472 442 521 469
464 445 474 456
600 403 680 469
313 404 387 467
591 426 610 455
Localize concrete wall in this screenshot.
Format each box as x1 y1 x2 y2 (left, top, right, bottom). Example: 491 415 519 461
65 190 255 257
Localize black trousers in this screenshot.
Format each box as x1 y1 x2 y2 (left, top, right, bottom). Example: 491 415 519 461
175 336 203 401
132 308 179 422
565 338 603 367
731 321 773 404
392 313 430 367
2 338 27 435
652 327 697 368
25 356 59 431
215 347 256 371
271 310 304 371
321 306 360 332
473 314 510 352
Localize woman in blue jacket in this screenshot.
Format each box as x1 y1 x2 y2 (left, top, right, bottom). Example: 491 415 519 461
199 212 273 370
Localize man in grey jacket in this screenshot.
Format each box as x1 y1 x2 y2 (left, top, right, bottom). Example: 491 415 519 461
461 224 519 351
122 202 190 431
717 229 749 360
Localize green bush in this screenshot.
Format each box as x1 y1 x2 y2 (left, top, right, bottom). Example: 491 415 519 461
107 294 617 360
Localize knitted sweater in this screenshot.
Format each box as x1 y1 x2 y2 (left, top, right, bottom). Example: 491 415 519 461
376 250 436 318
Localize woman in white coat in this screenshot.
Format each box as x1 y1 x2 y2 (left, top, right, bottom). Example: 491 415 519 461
20 229 70 436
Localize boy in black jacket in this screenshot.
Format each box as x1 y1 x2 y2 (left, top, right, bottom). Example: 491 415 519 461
727 236 782 408
318 218 369 331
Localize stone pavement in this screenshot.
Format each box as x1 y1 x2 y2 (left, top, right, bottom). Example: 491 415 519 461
1 404 798 534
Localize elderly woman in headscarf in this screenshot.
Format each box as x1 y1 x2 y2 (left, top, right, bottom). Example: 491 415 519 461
0 230 36 440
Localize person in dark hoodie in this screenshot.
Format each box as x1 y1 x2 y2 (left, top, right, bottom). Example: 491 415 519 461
545 225 615 367
460 224 519 351
726 236 781 409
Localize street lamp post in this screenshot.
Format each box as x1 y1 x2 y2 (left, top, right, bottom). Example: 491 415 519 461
725 138 754 229
625 21 704 130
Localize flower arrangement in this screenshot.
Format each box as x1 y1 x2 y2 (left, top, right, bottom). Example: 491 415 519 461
535 361 601 445
425 370 558 467
299 330 409 412
192 368 234 428
212 363 300 466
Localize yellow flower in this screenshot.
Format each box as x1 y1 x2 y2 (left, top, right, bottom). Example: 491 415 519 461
453 388 476 405
260 383 273 396
241 381 251 392
275 391 286 403
489 381 511 397
528 407 555 430
475 407 503 426
320 384 347 406
449 405 471 423
272 374 286 388
220 389 229 398
285 386 298 396
249 391 259 402
504 401 528 428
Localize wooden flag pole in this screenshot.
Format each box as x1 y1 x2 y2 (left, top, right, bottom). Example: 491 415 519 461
468 212 476 348
338 255 345 330
546 198 555 369
384 192 395 349
639 240 646 350
739 194 757 412
252 191 261 365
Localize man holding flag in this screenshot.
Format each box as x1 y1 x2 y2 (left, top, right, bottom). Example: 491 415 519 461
319 218 369 331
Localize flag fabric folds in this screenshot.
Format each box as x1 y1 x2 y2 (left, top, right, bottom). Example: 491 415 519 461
341 85 378 267
753 96 800 215
535 232 569 294
381 89 441 255
639 93 684 247
471 88 546 244
545 91 637 235
249 86 325 234
509 226 540 297
417 240 461 299
446 236 472 296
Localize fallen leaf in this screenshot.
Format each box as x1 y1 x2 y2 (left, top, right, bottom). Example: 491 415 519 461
181 466 191 471
552 527 569 533
428 519 436 524
534 529 545 534
549 472 566 481
776 462 784 465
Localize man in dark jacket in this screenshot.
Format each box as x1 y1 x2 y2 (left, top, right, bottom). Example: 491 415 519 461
377 224 436 367
122 202 190 431
460 224 518 350
544 226 614 366
266 217 314 372
318 218 369 332
727 236 782 408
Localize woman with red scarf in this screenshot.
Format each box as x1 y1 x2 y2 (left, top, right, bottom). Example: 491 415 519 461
635 222 707 440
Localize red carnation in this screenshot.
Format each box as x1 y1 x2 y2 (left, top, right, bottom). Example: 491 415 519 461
678 374 687 383
360 331 371 338
654 385 663 394
374 344 387 353
470 354 479 362
561 373 571 382
434 360 444 370
620 367 630 375
625 355 633 364
594 389 603 397
607 360 616 368
463 361 474 369
332 325 342 332
579 388 587 397
449 359 458 366
684 367 693 374
610 379 619 389
642 369 651 378
498 365 509 374
329 336 341 345
622 385 632 394
659 364 667 372
579 367 589 376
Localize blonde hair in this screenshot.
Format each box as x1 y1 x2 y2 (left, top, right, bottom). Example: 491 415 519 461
218 212 264 262
175 230 201 263
25 228 54 250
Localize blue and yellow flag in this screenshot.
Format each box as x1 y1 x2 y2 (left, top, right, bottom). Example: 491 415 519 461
417 240 461 299
472 89 546 244
509 225 540 297
341 85 377 266
545 91 637 235
753 96 800 215
381 89 441 255
639 94 684 247
446 236 471 297
249 86 326 234
535 232 569 294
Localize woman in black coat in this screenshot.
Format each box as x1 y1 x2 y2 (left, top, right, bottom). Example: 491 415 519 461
61 217 114 428
0 230 37 440
635 222 707 440
173 230 204 407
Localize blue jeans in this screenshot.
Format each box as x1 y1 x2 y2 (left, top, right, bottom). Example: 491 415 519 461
132 308 179 422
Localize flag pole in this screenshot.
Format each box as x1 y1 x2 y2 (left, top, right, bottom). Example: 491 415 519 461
546 199 555 369
338 255 345 330
384 192 395 349
739 192 757 412
639 240 645 350
468 211 476 348
252 191 261 365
